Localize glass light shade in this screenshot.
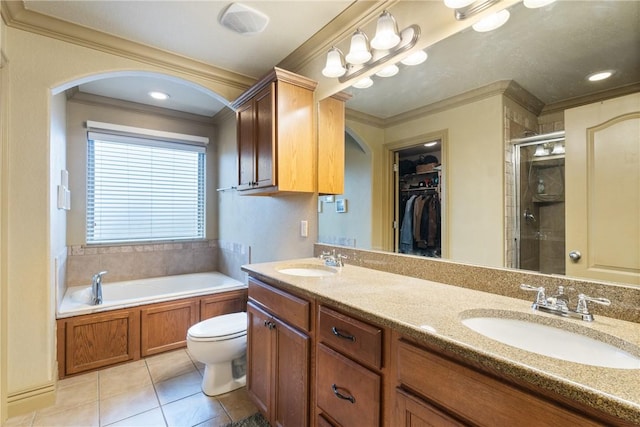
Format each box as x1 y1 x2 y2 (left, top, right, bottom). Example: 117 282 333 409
376 64 399 78
322 47 346 78
523 0 557 8
370 11 400 50
345 30 372 65
444 0 476 9
352 77 374 89
551 142 565 155
472 9 510 32
401 50 428 66
534 144 549 157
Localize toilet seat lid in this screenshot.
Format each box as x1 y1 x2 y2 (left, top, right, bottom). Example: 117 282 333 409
188 312 247 339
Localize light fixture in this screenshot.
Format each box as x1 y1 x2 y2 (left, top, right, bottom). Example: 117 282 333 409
587 70 614 82
345 30 372 65
523 0 557 8
320 11 421 83
376 64 399 78
352 77 374 89
321 47 346 78
424 141 438 147
551 142 565 155
472 9 510 32
149 91 169 100
401 50 428 66
370 10 401 50
447 0 501 20
444 0 475 8
534 144 549 157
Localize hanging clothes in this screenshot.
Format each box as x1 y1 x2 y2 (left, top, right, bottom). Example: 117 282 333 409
399 195 417 253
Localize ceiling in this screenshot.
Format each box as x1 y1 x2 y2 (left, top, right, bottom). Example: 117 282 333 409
21 1 640 119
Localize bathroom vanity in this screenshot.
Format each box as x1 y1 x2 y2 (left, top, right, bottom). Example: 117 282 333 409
242 258 640 427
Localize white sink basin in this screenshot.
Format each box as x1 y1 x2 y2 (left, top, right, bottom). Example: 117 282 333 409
461 314 640 369
276 264 337 277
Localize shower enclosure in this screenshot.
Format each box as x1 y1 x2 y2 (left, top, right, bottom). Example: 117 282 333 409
513 131 566 275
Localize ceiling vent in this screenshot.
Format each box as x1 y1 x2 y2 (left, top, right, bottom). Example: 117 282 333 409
219 3 270 35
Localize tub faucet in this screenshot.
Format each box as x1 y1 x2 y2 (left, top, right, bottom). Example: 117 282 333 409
91 271 108 305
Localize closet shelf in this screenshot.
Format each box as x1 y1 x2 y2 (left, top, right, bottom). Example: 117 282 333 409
402 187 439 192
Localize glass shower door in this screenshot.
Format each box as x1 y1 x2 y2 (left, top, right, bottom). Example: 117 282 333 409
515 137 566 275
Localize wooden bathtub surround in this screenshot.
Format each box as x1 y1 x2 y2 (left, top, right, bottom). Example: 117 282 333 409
56 289 247 378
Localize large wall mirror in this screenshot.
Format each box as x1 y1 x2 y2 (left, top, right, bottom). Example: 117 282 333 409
318 0 640 286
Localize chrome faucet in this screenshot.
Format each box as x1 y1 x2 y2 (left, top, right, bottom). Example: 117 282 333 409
520 283 610 322
320 250 346 267
91 271 108 305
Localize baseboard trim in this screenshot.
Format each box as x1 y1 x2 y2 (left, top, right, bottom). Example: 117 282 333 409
7 383 55 418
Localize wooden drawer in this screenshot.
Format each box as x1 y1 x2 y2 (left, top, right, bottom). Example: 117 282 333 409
318 305 382 369
317 344 380 427
396 339 604 427
248 277 310 332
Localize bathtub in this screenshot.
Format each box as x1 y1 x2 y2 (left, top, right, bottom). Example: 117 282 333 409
58 272 247 318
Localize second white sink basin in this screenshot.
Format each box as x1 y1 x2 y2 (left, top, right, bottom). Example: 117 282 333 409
461 314 640 369
276 264 337 277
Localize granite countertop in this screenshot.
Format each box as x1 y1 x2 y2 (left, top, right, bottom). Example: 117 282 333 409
242 257 640 424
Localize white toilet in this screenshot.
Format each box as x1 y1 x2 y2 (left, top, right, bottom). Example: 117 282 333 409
186 311 248 396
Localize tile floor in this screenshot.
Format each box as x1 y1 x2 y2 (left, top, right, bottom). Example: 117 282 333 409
5 349 258 427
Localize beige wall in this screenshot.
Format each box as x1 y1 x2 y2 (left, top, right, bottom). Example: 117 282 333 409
1 26 248 416
0 11 7 422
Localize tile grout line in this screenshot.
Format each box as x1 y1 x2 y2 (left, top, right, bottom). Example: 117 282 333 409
146 357 169 427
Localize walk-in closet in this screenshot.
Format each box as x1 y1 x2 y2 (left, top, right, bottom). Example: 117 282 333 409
395 141 442 257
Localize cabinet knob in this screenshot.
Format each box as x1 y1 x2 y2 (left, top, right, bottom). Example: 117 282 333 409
263 320 276 330
331 384 355 404
569 250 582 262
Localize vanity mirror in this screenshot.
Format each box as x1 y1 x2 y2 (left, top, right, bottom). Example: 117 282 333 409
318 0 640 286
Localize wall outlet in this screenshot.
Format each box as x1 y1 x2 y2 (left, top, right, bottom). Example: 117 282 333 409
300 220 308 237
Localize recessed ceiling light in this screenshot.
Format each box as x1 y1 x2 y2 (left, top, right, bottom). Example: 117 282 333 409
587 71 614 82
149 91 169 100
472 9 510 32
424 141 438 147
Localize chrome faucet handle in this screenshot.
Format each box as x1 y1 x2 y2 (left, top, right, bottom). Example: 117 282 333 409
576 293 611 314
520 283 547 307
93 270 108 281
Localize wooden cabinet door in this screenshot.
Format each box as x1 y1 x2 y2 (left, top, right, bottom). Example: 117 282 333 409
140 299 198 357
394 389 465 427
247 302 273 418
200 289 247 320
274 315 310 427
64 309 139 375
237 99 256 190
254 83 275 189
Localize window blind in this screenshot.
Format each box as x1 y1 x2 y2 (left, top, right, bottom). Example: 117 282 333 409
87 132 206 244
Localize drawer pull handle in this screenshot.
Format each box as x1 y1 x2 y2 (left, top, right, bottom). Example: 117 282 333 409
331 384 355 404
331 326 356 342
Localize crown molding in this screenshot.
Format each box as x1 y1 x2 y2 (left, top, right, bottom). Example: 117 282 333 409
1 1 255 96
345 108 386 128
277 1 398 74
541 82 640 116
67 91 216 125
